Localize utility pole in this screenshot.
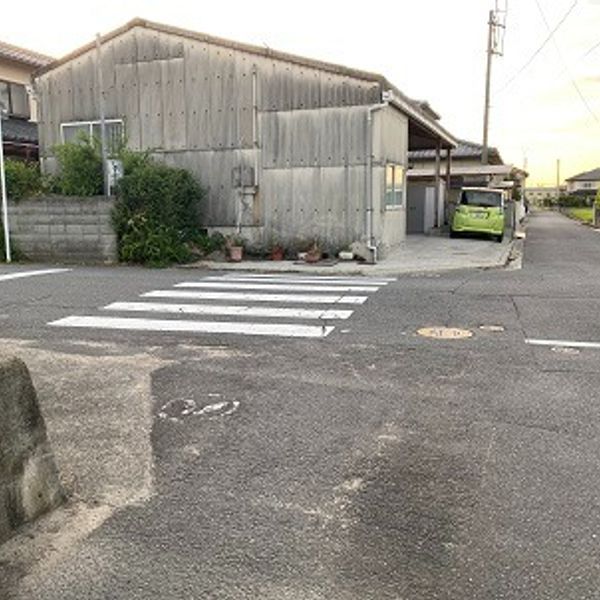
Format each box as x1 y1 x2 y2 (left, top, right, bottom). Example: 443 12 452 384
482 2 507 165
556 159 561 200
95 34 109 195
0 105 10 263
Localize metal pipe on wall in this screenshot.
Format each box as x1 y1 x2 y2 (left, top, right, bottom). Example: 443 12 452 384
366 99 389 263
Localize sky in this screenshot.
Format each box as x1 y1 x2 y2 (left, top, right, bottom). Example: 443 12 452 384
2 0 599 185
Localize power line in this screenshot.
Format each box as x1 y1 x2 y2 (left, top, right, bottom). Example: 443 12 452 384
583 39 600 58
496 0 579 93
534 0 599 125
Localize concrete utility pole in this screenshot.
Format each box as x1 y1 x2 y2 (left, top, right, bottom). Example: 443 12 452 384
556 159 561 199
482 2 507 165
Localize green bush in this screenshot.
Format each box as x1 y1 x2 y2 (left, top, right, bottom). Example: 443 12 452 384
4 159 46 201
54 137 103 196
595 189 600 207
559 195 589 208
113 155 205 266
0 222 24 261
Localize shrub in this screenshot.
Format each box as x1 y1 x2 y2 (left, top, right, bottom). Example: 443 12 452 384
113 155 205 266
4 159 46 201
54 137 103 196
595 188 600 207
0 222 25 261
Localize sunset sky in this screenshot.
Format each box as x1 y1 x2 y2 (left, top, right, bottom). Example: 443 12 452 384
3 0 598 185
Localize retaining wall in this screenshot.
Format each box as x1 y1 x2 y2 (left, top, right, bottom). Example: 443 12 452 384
0 356 64 544
8 196 117 263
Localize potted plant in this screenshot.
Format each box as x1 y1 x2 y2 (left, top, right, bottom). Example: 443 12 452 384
304 241 321 263
270 243 285 261
226 234 244 262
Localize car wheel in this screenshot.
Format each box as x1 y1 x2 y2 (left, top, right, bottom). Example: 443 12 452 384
450 230 458 239
495 234 504 243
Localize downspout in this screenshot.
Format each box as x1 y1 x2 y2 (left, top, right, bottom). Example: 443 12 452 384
366 97 389 263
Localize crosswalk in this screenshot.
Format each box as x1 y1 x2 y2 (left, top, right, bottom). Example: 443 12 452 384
48 273 395 339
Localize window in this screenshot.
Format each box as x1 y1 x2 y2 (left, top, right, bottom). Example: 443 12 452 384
60 119 124 154
385 164 404 207
0 80 30 118
460 189 503 207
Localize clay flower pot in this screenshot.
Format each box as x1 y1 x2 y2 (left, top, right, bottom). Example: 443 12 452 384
228 246 243 262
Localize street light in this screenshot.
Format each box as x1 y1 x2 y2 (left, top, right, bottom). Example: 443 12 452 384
0 102 10 263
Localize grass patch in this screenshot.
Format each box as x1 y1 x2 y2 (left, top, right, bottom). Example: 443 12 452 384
565 207 593 224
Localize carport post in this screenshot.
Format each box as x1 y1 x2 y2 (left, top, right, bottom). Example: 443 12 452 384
434 140 441 228
445 148 452 225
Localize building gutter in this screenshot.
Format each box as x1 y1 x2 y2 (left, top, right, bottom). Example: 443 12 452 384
365 97 389 263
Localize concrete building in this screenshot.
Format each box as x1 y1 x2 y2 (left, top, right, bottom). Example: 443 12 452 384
33 18 456 258
407 139 527 233
525 186 564 204
565 168 600 198
0 40 52 159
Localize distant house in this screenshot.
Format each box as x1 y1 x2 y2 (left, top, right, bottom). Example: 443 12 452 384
33 18 457 258
0 40 53 159
525 186 565 204
406 139 527 234
565 168 600 198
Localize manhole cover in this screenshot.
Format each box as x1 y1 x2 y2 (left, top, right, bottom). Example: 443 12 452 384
417 327 473 340
479 325 505 332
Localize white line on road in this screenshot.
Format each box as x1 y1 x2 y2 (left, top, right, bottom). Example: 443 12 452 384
0 268 71 282
526 339 600 350
175 281 380 293
216 274 394 285
142 290 368 304
103 301 354 320
48 316 335 338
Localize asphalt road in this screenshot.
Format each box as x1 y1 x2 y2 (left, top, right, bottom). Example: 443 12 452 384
2 211 600 599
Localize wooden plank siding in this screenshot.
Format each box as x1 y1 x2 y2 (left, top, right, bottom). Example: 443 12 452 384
35 24 399 245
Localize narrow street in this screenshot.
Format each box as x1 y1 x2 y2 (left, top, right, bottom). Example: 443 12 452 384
2 211 600 599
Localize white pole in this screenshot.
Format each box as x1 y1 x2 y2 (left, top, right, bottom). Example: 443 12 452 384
0 115 10 263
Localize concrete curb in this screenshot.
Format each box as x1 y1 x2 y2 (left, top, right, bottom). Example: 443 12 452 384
181 239 521 277
0 356 64 544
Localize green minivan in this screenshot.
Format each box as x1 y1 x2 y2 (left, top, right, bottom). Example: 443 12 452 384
450 187 505 243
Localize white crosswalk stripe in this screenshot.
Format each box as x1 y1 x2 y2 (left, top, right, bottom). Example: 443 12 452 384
48 273 394 339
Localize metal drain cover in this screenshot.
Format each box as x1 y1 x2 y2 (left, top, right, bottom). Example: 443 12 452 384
417 327 473 340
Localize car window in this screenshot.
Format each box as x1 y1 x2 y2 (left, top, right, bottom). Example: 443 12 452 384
461 190 502 207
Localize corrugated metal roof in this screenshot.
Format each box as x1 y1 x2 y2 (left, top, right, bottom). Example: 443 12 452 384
409 139 503 164
566 167 600 182
2 117 38 143
0 40 53 68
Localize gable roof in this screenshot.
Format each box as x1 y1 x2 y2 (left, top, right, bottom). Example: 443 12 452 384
35 17 456 148
566 167 600 182
0 40 53 68
409 138 503 164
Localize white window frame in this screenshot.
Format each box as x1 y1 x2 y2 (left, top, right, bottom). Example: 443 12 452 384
384 163 405 210
60 119 124 145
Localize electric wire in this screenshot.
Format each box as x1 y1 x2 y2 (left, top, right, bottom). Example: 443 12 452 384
534 0 599 125
495 0 579 93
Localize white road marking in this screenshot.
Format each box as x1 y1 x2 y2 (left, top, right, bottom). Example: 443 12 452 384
175 281 379 293
48 316 335 338
217 274 394 285
103 301 353 320
142 290 368 304
0 268 71 282
526 339 600 350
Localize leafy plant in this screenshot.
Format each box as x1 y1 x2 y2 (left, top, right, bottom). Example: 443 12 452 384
112 153 205 266
595 188 600 207
4 159 46 201
54 136 103 196
0 222 25 261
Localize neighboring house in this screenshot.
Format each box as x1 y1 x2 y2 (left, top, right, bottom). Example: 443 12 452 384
525 186 565 204
33 18 456 258
0 40 53 159
407 139 527 234
565 168 600 197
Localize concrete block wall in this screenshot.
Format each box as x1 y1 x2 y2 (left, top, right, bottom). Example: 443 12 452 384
8 196 117 263
0 356 64 544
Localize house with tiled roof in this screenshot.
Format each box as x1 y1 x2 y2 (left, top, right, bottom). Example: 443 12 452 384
565 168 600 198
0 39 53 159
